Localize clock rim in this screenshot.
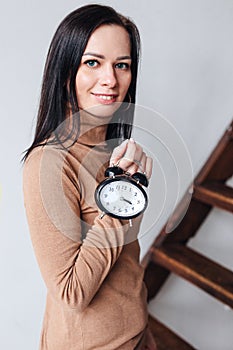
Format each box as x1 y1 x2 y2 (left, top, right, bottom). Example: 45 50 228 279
95 176 148 220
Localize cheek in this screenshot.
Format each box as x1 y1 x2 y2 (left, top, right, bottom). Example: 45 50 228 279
125 71 132 88
121 73 132 95
127 74 132 90
75 70 94 96
75 74 86 96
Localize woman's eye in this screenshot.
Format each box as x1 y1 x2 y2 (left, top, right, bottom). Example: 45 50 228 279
115 62 130 70
84 60 99 68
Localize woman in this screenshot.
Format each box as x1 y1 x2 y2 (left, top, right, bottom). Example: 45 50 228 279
23 4 156 350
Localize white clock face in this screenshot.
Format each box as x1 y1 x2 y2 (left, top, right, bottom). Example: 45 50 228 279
98 179 146 218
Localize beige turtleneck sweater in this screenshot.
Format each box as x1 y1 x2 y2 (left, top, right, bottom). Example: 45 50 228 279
23 113 148 350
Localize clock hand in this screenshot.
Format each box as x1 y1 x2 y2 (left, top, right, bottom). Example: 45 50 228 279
120 196 132 205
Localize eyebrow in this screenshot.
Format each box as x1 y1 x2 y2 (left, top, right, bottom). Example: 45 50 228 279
83 52 131 60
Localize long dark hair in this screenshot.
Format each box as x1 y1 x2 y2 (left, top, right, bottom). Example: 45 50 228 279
22 4 141 162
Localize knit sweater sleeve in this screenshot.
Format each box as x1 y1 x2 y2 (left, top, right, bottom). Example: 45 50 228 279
23 146 126 312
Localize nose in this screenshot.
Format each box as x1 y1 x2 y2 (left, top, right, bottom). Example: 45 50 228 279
99 65 117 88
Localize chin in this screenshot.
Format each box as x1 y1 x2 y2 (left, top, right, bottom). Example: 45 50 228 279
84 102 122 118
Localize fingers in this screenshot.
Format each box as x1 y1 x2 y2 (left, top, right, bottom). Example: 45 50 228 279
125 149 144 175
110 138 153 180
119 139 143 174
109 139 129 165
145 156 153 179
140 152 146 171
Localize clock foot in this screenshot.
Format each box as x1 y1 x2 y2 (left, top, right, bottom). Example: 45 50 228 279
100 212 105 219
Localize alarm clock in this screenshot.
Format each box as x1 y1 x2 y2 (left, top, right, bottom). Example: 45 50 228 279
95 166 148 220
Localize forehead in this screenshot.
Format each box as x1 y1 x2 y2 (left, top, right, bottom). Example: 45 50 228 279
84 24 131 56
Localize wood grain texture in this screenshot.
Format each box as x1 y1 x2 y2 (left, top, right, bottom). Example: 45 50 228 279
194 182 233 212
148 315 196 350
144 119 233 348
151 244 233 308
195 120 233 184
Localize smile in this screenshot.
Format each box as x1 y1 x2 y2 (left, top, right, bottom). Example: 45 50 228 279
92 93 118 104
97 95 116 100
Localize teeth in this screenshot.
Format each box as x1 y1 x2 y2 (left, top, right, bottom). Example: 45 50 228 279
97 95 115 101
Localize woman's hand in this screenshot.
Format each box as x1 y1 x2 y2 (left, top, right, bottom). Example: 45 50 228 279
109 138 153 179
109 138 153 242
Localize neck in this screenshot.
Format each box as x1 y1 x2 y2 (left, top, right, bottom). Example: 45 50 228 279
78 110 112 146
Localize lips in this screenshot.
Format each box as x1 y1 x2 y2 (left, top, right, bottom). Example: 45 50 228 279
92 93 118 104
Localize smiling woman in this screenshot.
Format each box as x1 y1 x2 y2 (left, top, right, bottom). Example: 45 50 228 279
22 4 155 350
76 25 132 117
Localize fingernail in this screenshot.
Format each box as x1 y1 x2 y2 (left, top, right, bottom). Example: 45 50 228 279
119 139 129 147
130 137 135 143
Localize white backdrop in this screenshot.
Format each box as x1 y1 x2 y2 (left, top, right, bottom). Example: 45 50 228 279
0 0 233 349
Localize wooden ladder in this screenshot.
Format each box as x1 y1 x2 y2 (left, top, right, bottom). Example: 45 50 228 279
143 119 233 349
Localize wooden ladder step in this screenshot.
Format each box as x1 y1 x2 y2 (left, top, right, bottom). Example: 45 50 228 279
194 182 233 212
150 244 233 308
148 315 196 350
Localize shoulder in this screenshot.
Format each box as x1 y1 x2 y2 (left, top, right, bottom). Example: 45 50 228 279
23 143 81 194
23 146 44 186
23 144 67 194
23 143 73 175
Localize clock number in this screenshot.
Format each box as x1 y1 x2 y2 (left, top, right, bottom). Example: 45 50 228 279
109 187 114 192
